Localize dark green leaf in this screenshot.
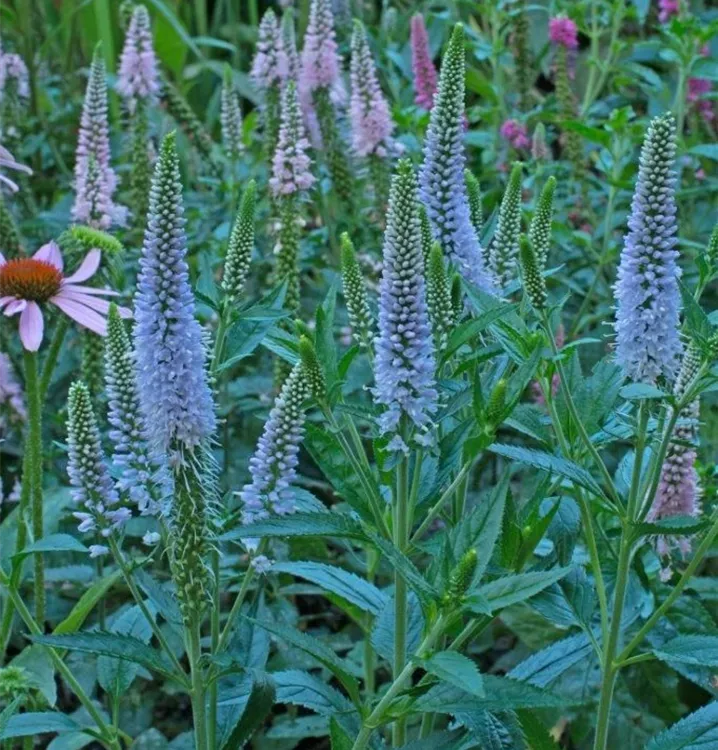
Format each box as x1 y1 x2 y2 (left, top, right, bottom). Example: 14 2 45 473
420 652 484 697
646 701 718 750
222 512 368 542
477 567 572 611
219 672 275 750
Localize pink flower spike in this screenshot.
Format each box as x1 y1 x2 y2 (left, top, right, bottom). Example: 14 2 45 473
658 0 680 23
549 17 579 50
19 302 43 352
411 13 438 110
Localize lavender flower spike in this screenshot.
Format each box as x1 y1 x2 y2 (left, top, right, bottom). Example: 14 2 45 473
72 45 127 229
375 159 437 439
240 363 310 526
350 20 394 158
221 65 244 160
67 381 131 549
250 10 288 91
134 132 216 456
105 305 160 515
116 4 160 109
615 113 681 384
419 24 494 293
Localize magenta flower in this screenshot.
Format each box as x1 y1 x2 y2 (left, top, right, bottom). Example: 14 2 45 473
658 0 680 23
548 17 578 49
688 77 715 123
410 13 438 110
500 119 530 150
0 242 130 351
0 144 32 193
116 4 160 108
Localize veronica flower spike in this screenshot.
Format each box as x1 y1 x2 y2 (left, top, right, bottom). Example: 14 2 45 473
375 159 437 444
419 23 494 293
615 113 681 384
116 4 160 109
0 242 130 351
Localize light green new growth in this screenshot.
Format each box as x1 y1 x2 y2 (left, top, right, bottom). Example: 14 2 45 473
223 180 256 301
465 169 483 237
489 162 523 288
519 235 546 310
528 176 556 269
340 232 374 349
298 336 326 402
426 241 455 354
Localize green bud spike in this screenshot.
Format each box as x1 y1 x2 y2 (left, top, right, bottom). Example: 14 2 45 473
298 335 326 402
519 235 546 310
340 232 374 349
464 169 483 237
486 378 507 426
445 548 478 602
489 161 523 288
528 176 556 270
223 179 256 302
426 242 455 354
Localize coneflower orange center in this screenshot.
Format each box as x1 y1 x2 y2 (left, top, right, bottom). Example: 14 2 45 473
0 259 63 302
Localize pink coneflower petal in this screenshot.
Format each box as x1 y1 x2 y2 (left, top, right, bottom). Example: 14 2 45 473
4 299 27 316
33 241 64 272
61 283 118 297
64 249 101 284
0 252 5 266
0 296 14 309
51 296 109 335
19 301 43 351
0 174 20 193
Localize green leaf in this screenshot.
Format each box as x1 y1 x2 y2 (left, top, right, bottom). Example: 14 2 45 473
636 516 709 537
219 672 275 750
0 698 22 737
655 636 718 668
372 591 424 664
273 670 353 715
243 618 360 706
31 632 180 683
489 444 604 497
620 383 667 400
688 144 718 162
421 651 484 697
561 121 611 147
450 472 508 582
0 712 80 739
477 567 572 612
413 675 569 714
329 717 353 750
516 710 560 749
272 562 387 615
646 701 718 750
53 568 123 635
369 534 439 610
12 534 87 561
222 512 368 542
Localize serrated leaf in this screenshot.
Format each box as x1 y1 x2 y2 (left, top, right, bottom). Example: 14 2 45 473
372 591 424 664
219 672 275 750
31 632 180 683
0 712 80 739
272 562 387 615
273 670 353 715
646 701 718 750
655 636 718 668
476 567 572 611
637 516 709 536
619 383 667 400
489 444 604 497
12 534 87 561
244 618 360 706
421 651 484 697
413 675 569 714
508 633 594 687
223 512 368 542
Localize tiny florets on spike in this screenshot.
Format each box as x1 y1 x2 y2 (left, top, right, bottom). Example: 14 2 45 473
0 52 29 100
519 236 546 310
251 10 288 90
375 160 437 436
426 241 455 354
105 305 160 515
512 0 531 110
528 176 556 270
340 232 374 350
500 119 530 150
223 180 255 302
270 82 315 197
134 132 216 455
72 46 127 230
240 363 310 527
67 381 131 547
419 24 493 293
282 10 300 80
489 162 523 288
615 113 681 384
658 0 680 24
298 0 341 99
350 20 394 158
220 66 244 160
410 13 437 110
116 4 159 108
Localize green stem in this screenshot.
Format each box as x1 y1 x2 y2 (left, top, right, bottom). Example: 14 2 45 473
39 318 69 401
108 538 187 680
2 578 120 749
411 461 473 544
209 549 220 750
392 452 409 747
24 350 44 625
188 617 208 750
217 539 266 653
